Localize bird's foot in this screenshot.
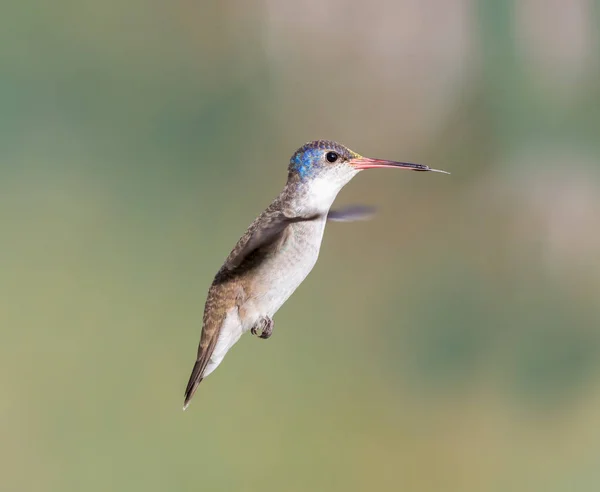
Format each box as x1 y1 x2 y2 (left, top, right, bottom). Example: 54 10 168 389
251 316 274 339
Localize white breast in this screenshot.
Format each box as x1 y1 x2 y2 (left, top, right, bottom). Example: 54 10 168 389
251 217 327 319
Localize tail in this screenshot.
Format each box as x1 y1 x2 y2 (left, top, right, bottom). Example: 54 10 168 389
183 360 204 411
182 294 232 410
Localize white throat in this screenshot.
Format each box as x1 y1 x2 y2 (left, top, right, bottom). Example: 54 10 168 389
292 169 359 215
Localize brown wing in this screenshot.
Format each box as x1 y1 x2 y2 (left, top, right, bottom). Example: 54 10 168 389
224 209 299 270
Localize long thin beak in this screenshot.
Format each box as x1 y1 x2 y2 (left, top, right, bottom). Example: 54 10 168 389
350 157 449 174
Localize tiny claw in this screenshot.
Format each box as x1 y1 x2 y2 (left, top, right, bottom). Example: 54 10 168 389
251 316 274 339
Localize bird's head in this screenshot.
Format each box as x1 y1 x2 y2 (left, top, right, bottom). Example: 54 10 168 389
286 140 448 212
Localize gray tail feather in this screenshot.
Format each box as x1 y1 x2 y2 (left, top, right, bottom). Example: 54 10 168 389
183 360 204 411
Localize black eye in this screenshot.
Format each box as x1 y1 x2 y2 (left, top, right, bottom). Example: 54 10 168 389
325 151 339 163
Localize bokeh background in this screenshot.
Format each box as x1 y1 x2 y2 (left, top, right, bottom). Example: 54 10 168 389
2 1 600 491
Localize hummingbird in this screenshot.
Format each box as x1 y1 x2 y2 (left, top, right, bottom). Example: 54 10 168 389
183 140 448 409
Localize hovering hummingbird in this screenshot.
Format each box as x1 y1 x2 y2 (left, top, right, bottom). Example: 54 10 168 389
183 140 448 409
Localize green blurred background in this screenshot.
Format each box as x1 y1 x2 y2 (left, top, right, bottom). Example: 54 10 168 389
2 1 600 491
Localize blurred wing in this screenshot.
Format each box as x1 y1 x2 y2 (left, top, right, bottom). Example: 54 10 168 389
327 205 376 222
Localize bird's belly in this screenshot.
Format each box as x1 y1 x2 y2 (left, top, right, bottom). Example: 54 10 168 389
248 219 325 320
